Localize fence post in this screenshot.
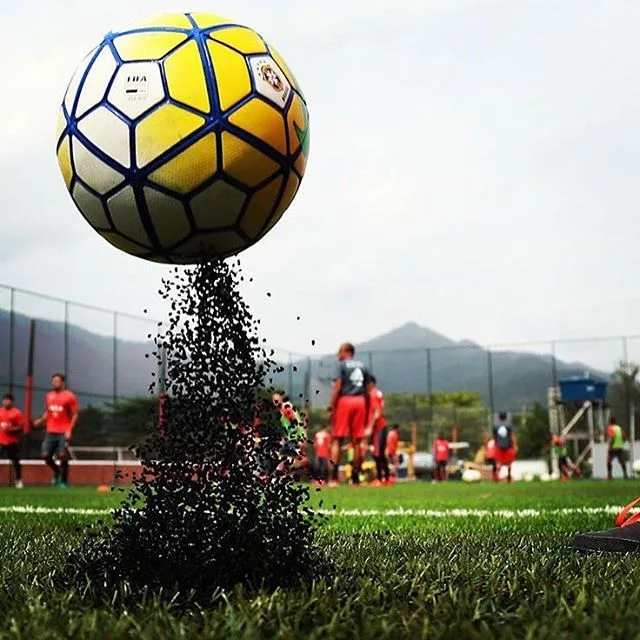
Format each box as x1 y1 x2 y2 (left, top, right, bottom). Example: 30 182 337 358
631 400 636 470
304 356 312 411
113 312 118 405
8 287 15 394
621 336 631 433
64 301 70 382
487 348 495 418
426 348 433 436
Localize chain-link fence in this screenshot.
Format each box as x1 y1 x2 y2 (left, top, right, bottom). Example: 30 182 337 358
1 282 637 451
309 338 634 415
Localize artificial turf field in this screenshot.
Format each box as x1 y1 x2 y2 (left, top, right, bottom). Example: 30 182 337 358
1 480 640 639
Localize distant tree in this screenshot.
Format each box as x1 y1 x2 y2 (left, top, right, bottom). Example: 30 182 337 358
71 397 159 448
76 404 108 445
513 402 550 458
608 361 640 431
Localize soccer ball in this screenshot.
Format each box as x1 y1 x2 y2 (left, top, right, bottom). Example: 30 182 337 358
462 469 482 483
56 12 309 264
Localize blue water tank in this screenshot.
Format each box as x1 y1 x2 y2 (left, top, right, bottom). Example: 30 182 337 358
558 376 608 403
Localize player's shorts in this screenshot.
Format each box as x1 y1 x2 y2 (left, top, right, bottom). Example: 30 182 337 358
42 433 67 458
0 444 19 460
315 457 329 473
608 448 626 463
435 459 448 469
496 447 516 466
333 395 366 440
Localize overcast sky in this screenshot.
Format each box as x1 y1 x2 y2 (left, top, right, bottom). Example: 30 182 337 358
1 0 640 368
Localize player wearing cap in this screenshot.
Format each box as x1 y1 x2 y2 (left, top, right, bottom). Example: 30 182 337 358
33 373 79 488
551 433 581 481
328 342 370 487
0 393 24 488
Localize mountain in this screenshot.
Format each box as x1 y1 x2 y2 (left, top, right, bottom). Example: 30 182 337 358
0 309 155 410
357 322 455 351
0 309 609 412
280 323 610 410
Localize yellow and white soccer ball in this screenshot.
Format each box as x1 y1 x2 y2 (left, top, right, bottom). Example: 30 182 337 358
56 12 309 263
462 468 482 483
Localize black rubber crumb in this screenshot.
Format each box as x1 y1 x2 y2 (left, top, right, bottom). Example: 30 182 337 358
57 259 329 604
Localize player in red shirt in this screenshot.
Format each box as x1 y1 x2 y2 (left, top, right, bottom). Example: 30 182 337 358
433 432 450 482
33 373 79 488
312 426 331 487
485 436 497 478
386 424 400 484
0 393 24 488
328 342 370 486
367 376 389 486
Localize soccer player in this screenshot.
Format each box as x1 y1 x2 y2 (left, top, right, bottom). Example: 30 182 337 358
433 432 450 482
328 343 370 487
367 376 389 486
33 373 79 488
551 433 581 481
0 393 24 488
272 392 305 441
606 417 628 480
313 426 331 486
485 436 497 477
386 424 400 484
493 412 517 483
271 391 307 477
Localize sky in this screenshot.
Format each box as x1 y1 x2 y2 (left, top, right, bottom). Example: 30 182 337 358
1 0 640 368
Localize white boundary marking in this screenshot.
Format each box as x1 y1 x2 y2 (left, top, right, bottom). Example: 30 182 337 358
0 505 636 518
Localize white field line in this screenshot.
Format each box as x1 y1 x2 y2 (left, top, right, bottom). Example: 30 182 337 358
0 505 637 518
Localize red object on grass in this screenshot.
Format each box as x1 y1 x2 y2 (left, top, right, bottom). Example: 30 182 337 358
615 497 640 528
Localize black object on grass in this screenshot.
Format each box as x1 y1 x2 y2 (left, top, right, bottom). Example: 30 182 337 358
63 259 326 600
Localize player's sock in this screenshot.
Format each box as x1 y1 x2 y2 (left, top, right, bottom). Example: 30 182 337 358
44 455 59 481
11 458 21 481
60 459 69 484
375 457 383 481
